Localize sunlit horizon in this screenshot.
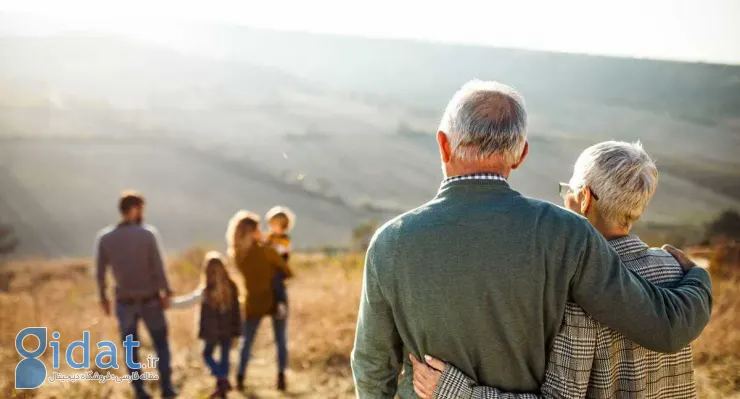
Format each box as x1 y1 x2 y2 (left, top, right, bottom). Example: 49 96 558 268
1 0 739 65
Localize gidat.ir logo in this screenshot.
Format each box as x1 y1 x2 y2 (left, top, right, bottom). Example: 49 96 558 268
15 327 48 389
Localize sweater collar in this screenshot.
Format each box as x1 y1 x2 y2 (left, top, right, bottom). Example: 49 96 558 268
443 173 507 184
439 173 510 191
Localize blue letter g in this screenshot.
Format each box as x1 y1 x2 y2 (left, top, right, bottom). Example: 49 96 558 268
15 327 48 389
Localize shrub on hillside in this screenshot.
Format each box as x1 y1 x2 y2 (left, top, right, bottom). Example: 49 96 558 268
703 209 740 244
352 220 379 252
0 222 17 256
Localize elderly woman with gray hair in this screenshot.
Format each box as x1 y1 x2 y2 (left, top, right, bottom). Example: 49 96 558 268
411 141 699 399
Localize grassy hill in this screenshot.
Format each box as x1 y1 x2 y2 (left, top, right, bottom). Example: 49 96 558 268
0 23 738 258
168 23 740 122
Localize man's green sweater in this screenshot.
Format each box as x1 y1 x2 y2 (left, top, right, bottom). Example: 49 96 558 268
351 178 712 398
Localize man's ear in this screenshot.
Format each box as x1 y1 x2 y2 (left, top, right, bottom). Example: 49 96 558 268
437 131 452 163
580 187 592 215
511 141 529 170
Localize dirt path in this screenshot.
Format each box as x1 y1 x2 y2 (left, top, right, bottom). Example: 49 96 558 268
171 341 354 399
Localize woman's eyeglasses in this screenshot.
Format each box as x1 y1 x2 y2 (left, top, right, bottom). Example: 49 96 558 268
558 182 599 201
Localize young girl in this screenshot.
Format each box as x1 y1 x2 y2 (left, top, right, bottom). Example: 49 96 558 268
172 251 241 398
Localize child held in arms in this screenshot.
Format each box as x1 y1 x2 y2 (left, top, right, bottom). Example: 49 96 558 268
264 206 296 320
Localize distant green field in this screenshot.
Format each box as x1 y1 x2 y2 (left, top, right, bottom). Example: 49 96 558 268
1 135 738 258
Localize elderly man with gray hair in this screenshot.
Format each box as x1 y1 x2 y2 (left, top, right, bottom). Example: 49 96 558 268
351 80 712 398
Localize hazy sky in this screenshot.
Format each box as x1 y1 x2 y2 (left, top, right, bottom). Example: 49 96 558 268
1 0 739 64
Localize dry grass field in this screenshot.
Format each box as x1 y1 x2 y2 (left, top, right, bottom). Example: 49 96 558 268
0 250 362 399
0 249 738 398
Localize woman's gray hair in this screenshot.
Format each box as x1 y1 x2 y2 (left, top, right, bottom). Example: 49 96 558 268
439 80 528 166
569 141 659 228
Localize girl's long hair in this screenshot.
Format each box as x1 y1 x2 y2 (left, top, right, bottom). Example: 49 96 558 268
225 210 261 259
200 251 235 312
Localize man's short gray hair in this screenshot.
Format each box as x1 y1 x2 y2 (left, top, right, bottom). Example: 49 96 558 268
439 80 528 166
569 141 659 228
